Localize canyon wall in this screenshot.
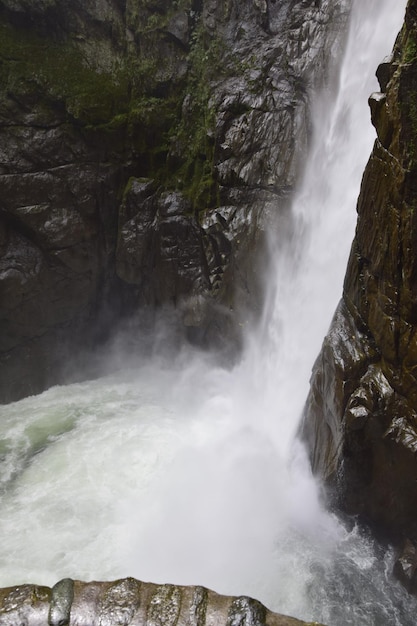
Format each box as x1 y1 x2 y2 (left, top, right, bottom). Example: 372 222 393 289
302 0 417 588
0 0 350 402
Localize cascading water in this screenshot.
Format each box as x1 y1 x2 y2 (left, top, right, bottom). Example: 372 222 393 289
0 1 415 624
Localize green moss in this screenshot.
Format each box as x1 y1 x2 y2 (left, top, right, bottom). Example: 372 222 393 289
0 16 182 178
405 92 417 168
165 20 225 211
129 96 172 127
0 22 132 125
0 7 224 213
129 57 161 97
127 0 191 38
176 157 218 213
403 31 417 64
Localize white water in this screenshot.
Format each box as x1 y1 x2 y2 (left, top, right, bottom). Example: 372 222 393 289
0 1 414 624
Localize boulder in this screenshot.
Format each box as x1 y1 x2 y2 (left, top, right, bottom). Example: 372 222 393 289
0 0 351 401
0 578 324 626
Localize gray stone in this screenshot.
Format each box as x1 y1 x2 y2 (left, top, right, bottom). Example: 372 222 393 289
0 579 324 626
49 578 74 626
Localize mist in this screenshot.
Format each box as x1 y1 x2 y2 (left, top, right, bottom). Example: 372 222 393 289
0 1 414 624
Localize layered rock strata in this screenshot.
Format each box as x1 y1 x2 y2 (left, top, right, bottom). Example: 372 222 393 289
302 0 417 567
0 0 350 402
0 578 324 626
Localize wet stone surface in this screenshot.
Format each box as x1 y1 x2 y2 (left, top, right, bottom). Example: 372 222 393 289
0 0 351 402
0 579 324 626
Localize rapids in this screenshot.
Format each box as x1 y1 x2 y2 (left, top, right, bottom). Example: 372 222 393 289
0 0 415 624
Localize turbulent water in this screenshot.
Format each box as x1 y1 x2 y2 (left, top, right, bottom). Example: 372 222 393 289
0 1 415 624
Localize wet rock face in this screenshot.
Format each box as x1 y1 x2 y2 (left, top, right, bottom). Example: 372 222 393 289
0 0 350 401
302 0 417 542
0 578 323 626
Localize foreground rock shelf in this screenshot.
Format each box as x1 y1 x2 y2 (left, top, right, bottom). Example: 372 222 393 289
0 578 323 626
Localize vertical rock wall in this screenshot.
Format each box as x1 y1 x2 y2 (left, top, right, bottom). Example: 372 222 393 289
302 0 417 546
0 0 350 402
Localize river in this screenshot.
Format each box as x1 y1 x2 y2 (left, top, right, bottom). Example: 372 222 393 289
0 0 414 624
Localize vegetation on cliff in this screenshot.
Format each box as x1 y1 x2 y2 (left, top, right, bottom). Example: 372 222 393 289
0 0 350 401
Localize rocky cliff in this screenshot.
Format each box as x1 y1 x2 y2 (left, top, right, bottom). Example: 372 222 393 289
301 0 417 588
0 577 324 626
0 0 350 402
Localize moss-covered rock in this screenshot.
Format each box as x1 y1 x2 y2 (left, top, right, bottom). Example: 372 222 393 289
0 0 351 401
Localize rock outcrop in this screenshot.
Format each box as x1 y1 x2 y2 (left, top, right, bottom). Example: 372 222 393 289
0 578 324 626
302 0 417 564
0 0 350 402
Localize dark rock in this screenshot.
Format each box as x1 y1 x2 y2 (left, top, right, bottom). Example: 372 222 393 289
394 539 417 594
0 0 351 401
166 11 189 47
302 0 417 548
48 578 74 626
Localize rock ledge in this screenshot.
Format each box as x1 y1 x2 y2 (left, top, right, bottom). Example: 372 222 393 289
0 578 324 626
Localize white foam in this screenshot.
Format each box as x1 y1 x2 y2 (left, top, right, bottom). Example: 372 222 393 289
0 1 413 624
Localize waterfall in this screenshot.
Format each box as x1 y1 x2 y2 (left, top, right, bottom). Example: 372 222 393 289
0 1 415 624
